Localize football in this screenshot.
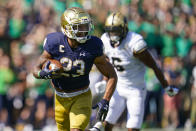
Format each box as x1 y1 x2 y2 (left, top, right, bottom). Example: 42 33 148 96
42 59 64 73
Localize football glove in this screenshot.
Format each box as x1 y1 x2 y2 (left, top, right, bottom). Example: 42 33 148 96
165 85 179 97
38 61 60 79
92 99 109 122
95 80 107 94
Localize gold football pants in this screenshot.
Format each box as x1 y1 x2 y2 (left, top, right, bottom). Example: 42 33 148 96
55 90 92 131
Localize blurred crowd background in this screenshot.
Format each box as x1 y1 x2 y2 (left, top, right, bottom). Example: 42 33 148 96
0 0 196 130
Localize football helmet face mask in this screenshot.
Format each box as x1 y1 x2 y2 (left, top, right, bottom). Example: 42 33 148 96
61 7 93 43
104 12 128 47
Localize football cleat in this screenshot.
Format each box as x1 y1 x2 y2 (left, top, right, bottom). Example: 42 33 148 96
61 7 93 43
89 122 104 131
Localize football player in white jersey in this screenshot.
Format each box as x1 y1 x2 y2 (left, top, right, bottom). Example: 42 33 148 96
89 12 179 131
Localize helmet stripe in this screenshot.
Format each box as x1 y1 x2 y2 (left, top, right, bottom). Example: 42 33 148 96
112 13 116 26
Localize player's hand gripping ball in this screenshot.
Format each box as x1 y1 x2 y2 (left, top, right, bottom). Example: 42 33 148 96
42 59 63 71
39 59 63 79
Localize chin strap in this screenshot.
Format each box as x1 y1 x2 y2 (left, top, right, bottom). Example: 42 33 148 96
109 34 124 47
76 35 91 43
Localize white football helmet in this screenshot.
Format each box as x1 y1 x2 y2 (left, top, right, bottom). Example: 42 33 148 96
61 7 93 43
104 12 128 47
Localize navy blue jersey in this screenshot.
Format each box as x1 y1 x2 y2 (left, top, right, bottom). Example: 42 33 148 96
43 32 103 91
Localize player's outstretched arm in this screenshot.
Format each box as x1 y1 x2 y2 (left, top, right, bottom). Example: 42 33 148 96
134 49 179 96
134 49 168 87
33 50 52 79
94 55 117 101
93 55 117 121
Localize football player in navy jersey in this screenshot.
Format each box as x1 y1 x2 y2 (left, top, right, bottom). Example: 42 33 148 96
33 7 117 131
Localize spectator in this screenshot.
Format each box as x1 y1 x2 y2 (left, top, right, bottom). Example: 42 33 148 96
0 0 195 130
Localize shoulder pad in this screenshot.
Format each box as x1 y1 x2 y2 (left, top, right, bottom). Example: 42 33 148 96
133 39 147 54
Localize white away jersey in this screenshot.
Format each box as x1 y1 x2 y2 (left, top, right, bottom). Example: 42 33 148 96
101 31 147 87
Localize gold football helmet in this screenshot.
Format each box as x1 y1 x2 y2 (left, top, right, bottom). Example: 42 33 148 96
105 12 128 47
61 7 93 43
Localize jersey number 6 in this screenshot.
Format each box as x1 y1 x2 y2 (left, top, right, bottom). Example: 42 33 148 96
111 57 125 72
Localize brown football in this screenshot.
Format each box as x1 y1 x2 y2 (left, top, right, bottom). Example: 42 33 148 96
42 59 64 73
